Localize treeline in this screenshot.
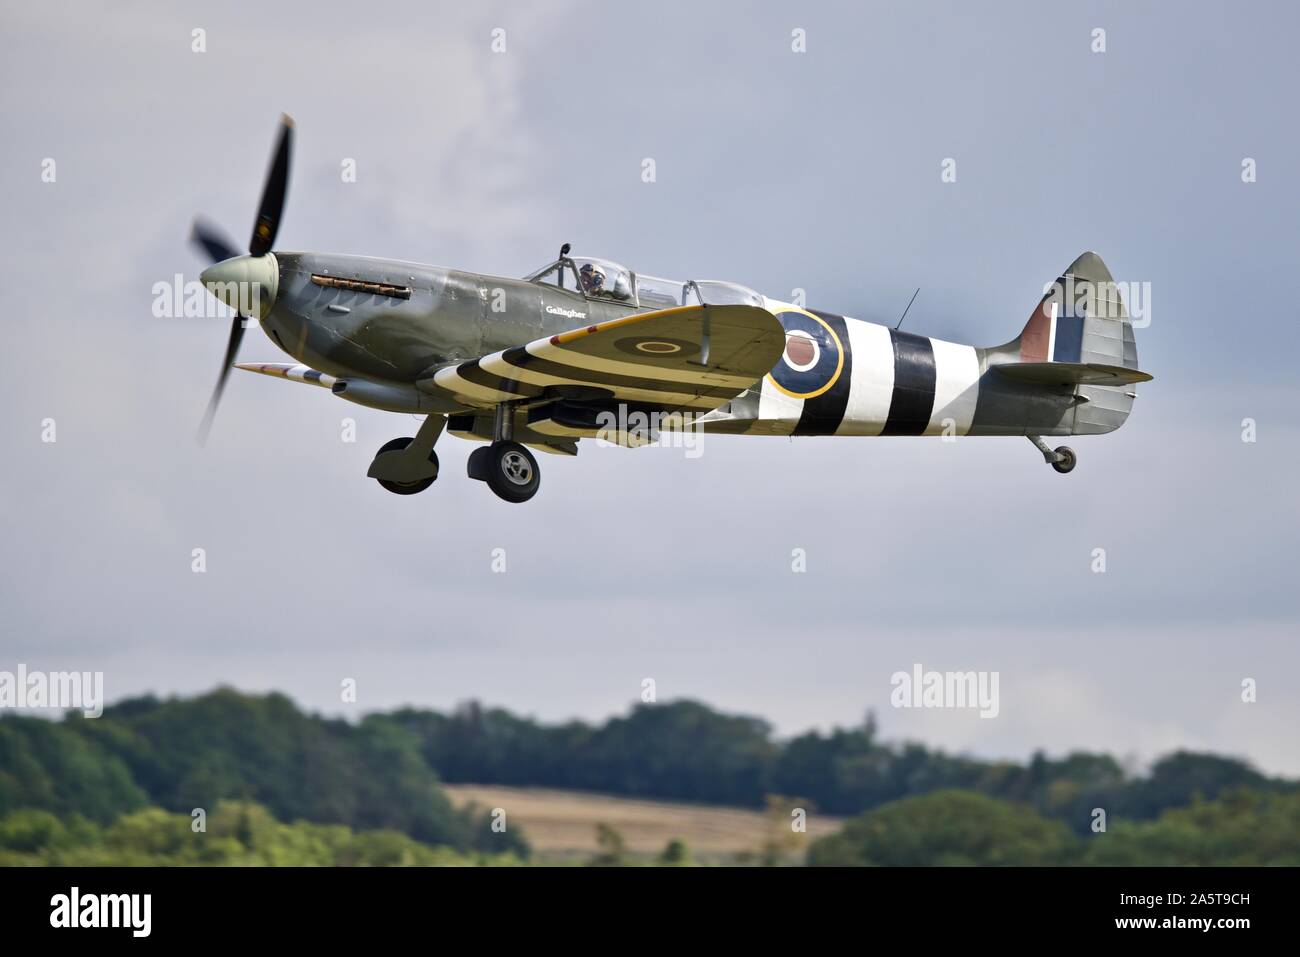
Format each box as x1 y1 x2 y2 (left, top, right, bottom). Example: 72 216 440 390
1 689 1293 851
0 690 527 857
385 699 1293 835
5 790 1297 867
0 801 524 867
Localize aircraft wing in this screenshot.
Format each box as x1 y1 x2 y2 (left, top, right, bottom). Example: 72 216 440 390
427 303 785 411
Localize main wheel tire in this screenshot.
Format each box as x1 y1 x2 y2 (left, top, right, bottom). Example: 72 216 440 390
374 437 439 495
485 441 540 503
466 445 492 482
1051 446 1076 474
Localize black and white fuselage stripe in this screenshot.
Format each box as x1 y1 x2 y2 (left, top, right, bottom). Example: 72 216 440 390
743 299 982 437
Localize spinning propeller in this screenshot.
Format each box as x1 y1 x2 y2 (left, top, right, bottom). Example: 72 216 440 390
188 114 294 443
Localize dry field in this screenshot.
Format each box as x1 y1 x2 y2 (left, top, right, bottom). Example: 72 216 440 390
444 784 843 861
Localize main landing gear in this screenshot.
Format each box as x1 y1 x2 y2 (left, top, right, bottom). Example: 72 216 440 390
369 404 542 503
1028 434 1076 474
466 402 541 503
369 414 444 495
467 440 540 503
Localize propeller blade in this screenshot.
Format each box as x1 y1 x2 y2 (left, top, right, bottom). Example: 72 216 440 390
190 218 241 264
249 114 294 257
196 313 248 444
192 114 294 443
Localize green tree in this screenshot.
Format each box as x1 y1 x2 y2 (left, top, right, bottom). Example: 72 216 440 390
658 838 690 866
1084 789 1300 866
588 823 627 867
808 790 1078 866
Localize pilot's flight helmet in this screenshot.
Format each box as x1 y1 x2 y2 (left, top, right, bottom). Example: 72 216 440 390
579 262 605 293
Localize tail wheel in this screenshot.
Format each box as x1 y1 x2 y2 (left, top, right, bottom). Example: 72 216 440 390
1051 446 1076 474
485 441 540 503
374 437 438 495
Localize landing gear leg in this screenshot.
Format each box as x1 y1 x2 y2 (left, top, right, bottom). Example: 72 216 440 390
368 414 445 495
467 402 542 503
1028 434 1076 474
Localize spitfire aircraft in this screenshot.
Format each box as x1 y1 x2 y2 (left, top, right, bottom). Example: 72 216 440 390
191 116 1152 503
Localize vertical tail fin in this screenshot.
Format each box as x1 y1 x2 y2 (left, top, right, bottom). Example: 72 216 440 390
989 252 1147 435
1013 251 1139 370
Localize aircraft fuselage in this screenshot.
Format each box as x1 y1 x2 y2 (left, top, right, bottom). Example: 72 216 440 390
255 251 1125 439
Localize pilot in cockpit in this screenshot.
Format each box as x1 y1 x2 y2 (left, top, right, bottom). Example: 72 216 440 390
579 262 606 296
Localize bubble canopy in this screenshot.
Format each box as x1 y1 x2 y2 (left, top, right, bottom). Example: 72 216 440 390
525 256 763 310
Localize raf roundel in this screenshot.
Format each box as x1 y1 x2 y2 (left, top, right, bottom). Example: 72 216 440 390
613 335 698 359
635 340 682 355
766 310 844 400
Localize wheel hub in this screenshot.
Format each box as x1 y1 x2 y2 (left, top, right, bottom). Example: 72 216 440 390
501 450 533 485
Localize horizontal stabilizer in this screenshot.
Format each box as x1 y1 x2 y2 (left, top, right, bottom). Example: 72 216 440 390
993 361 1153 388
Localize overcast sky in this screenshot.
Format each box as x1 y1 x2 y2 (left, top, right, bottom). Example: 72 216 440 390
3 0 1298 775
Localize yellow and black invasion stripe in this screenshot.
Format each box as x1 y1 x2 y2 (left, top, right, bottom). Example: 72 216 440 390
455 355 545 399
498 348 735 402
